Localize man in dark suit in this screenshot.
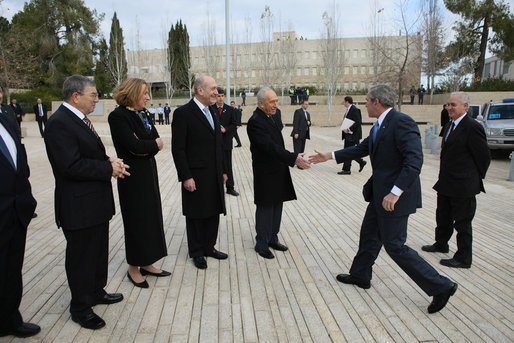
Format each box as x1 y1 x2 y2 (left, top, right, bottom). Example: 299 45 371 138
171 76 228 270
339 96 366 175
10 98 23 129
422 92 491 268
44 75 128 330
0 94 40 338
33 98 48 137
212 87 239 196
309 85 457 314
230 101 242 147
164 103 171 125
247 87 310 259
1 89 21 137
291 99 311 155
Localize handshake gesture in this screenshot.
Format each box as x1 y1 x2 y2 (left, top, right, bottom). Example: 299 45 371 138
295 153 311 169
110 157 131 179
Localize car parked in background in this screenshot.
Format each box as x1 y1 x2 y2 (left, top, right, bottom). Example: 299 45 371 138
476 99 514 150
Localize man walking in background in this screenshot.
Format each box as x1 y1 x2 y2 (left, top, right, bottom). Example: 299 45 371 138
33 98 48 137
291 99 311 155
339 96 366 175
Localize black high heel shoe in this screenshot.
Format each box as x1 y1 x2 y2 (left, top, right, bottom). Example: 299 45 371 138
140 268 171 277
127 271 149 288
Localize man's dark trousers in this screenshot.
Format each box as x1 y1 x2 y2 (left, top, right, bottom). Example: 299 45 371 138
349 202 451 296
293 138 306 154
434 194 476 265
185 216 219 257
255 203 283 251
0 216 26 332
224 149 235 191
62 222 108 316
342 138 365 171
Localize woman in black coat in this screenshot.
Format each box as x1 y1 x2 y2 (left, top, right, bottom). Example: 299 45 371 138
109 78 169 288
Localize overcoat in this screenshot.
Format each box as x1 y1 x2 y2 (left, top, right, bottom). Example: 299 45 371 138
108 106 167 266
172 99 226 218
247 107 297 205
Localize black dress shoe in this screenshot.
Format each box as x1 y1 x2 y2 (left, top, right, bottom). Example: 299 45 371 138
205 249 228 260
359 160 367 172
440 258 471 268
268 242 288 251
422 243 449 253
94 293 124 305
71 311 106 330
428 282 458 313
336 274 371 289
255 247 274 259
1 322 41 338
226 189 240 196
140 268 171 277
193 256 207 269
337 170 351 175
32 213 38 218
127 271 149 288
235 144 242 147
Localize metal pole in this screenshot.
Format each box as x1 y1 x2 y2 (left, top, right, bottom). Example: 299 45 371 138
225 0 231 104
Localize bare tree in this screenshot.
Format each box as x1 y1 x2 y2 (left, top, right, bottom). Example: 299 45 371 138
258 6 276 87
422 0 445 104
319 6 344 125
367 2 388 84
440 58 473 92
242 16 253 91
276 23 297 103
202 13 220 77
366 1 422 110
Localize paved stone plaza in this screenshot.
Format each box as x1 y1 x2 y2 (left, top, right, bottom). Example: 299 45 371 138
2 121 513 343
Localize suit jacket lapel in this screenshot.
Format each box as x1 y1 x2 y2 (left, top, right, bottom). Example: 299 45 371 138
370 109 394 159
192 99 215 133
62 106 106 151
0 114 19 170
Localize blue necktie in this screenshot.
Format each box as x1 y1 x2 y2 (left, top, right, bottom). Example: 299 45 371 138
203 107 214 130
0 133 15 169
372 122 379 142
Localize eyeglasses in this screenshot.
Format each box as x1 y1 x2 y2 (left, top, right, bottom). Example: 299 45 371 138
78 92 99 98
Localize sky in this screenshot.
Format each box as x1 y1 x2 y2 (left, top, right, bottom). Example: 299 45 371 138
1 0 513 51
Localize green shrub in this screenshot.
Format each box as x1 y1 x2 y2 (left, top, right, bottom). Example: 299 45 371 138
463 78 514 91
10 87 62 112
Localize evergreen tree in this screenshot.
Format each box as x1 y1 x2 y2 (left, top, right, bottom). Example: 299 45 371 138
107 12 127 87
168 20 191 90
9 0 103 87
444 0 514 82
94 38 110 97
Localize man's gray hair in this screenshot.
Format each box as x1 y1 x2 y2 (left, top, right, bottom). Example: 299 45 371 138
194 75 210 94
257 87 272 103
63 75 96 101
368 84 396 108
450 92 470 105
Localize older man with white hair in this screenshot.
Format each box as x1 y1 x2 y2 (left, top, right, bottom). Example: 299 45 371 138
247 87 310 259
422 92 491 269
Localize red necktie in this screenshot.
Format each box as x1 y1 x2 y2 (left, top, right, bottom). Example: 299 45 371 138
218 107 222 116
449 122 455 134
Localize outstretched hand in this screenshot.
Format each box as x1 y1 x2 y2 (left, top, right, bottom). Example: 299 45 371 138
295 153 311 169
308 150 331 164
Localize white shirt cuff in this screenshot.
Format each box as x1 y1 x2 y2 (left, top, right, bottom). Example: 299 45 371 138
331 152 336 160
391 186 403 196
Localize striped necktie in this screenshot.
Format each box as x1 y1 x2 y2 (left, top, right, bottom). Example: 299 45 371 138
83 116 99 138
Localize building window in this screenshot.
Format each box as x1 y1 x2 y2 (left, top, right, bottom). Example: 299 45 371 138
361 67 366 75
305 68 309 76
353 66 358 74
344 66 349 75
361 50 367 58
353 50 358 58
252 70 256 77
297 68 302 76
352 82 357 89
312 68 317 76
344 82 349 90
369 66 374 74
